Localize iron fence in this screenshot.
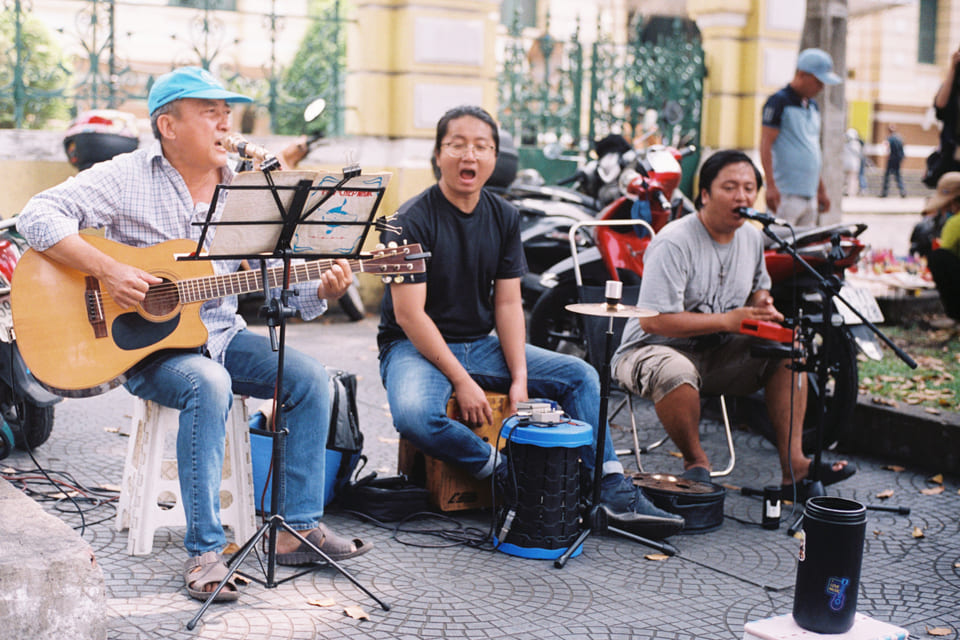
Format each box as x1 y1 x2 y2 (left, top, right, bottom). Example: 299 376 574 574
0 0 345 134
498 14 704 156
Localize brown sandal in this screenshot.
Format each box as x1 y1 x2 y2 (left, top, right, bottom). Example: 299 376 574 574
184 551 239 602
276 523 373 566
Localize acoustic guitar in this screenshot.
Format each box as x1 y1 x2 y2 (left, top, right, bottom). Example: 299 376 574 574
11 235 425 397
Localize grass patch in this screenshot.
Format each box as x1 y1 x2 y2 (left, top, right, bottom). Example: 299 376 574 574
858 324 960 413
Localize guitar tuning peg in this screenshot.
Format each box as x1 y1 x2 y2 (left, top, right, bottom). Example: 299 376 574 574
381 275 390 284
375 243 385 250
387 241 398 249
394 275 404 284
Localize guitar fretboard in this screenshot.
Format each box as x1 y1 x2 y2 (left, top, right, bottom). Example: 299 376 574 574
177 258 367 304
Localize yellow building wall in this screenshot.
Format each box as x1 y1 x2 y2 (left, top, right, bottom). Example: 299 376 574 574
1 161 76 218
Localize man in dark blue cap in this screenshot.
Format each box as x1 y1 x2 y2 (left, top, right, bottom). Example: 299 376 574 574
18 66 373 602
760 48 842 227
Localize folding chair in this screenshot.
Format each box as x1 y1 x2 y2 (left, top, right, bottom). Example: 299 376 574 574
567 219 736 478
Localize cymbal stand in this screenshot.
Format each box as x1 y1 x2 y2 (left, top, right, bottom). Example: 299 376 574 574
555 281 678 568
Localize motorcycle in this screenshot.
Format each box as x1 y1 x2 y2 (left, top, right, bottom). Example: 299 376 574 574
508 136 672 309
0 217 61 450
528 143 696 353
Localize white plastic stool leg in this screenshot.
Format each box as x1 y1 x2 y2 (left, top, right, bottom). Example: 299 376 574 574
116 396 256 556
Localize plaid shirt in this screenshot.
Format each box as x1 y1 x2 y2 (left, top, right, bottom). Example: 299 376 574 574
18 140 327 363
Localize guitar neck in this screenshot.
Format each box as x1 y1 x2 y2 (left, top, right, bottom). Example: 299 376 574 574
177 257 366 304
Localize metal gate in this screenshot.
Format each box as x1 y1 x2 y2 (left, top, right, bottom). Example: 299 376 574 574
498 14 704 185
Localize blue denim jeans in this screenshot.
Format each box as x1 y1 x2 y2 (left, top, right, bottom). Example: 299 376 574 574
379 336 621 478
124 329 331 556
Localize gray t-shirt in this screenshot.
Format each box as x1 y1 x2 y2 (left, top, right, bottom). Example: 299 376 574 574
612 213 771 365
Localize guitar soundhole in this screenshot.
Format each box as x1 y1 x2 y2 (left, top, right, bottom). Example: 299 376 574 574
141 279 179 317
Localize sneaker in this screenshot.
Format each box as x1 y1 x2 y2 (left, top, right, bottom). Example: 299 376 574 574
598 473 685 539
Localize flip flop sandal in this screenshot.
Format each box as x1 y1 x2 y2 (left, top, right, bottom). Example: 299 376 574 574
276 523 374 566
184 551 240 602
781 460 857 502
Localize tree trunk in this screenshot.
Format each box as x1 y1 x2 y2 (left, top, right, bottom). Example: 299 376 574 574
801 0 848 225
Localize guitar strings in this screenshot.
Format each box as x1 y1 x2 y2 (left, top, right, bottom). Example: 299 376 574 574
90 257 370 310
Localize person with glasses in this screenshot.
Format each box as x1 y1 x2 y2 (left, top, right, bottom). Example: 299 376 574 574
376 105 684 539
611 150 855 500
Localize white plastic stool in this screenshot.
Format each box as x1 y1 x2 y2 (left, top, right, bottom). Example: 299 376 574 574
115 396 257 556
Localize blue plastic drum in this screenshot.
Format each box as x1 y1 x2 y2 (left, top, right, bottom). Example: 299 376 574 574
494 416 592 560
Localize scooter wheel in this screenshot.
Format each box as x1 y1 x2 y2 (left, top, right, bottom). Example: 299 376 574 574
337 283 365 321
0 420 14 460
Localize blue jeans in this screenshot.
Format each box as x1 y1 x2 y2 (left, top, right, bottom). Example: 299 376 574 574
379 336 621 478
124 329 331 556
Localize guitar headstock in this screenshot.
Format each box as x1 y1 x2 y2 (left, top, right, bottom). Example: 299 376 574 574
362 243 429 284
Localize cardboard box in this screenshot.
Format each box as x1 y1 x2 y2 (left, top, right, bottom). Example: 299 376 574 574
744 613 908 640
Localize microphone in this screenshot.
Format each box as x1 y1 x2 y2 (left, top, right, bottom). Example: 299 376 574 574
222 134 280 171
735 207 788 226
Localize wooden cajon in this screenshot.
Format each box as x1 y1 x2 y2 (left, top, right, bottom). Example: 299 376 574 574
398 391 509 512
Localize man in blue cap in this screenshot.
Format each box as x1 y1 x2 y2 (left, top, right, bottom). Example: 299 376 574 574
760 48 842 227
17 66 373 602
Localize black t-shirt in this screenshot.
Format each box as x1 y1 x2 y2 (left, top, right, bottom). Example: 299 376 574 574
377 184 527 349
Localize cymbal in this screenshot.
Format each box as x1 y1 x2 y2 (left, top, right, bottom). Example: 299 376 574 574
565 302 658 318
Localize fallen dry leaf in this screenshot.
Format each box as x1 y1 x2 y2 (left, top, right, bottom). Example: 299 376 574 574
1 466 14 474
377 436 399 445
308 598 336 607
925 407 943 415
954 561 960 569
344 606 370 621
233 574 250 586
873 530 883 537
883 465 906 472
921 486 945 496
876 489 895 499
912 527 925 538
98 483 122 493
871 396 899 408
222 543 240 555
49 491 79 499
926 627 953 636
104 427 120 434
930 473 944 484
645 553 670 561
668 451 683 458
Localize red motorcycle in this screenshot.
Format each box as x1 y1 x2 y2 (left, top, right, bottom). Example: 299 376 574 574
530 151 881 450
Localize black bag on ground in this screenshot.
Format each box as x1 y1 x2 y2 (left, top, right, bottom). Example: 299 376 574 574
326 369 364 499
338 470 431 522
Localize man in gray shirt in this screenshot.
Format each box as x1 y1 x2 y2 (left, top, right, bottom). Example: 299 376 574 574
612 150 854 497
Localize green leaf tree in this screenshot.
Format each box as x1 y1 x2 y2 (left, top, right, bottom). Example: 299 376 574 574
0 9 71 129
272 0 343 136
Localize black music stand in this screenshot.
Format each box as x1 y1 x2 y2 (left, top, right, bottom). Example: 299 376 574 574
554 281 680 568
746 217 915 535
182 162 392 629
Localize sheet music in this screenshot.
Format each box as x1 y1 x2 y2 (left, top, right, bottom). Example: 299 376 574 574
207 170 391 257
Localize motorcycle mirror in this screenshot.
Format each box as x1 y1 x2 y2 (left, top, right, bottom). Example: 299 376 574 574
304 98 326 124
543 142 563 160
662 100 684 126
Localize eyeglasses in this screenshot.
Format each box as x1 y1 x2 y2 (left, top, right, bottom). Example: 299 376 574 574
440 142 496 158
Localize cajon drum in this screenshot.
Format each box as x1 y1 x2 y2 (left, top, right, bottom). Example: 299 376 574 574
398 391 509 512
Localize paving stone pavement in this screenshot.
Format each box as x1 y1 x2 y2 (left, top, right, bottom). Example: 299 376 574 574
4 311 959 639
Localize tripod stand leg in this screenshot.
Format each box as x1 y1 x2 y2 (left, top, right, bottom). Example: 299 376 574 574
554 527 592 569
275 520 391 612
187 518 275 630
606 525 678 556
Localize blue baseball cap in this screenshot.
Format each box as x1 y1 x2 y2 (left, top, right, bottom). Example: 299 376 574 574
797 48 841 85
148 66 252 115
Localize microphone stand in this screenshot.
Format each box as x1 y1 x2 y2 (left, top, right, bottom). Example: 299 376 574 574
742 211 915 535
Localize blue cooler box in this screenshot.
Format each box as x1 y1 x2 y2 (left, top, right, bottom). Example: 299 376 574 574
249 413 341 512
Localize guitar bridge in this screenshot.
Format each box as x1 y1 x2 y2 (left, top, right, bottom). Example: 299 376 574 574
85 276 107 338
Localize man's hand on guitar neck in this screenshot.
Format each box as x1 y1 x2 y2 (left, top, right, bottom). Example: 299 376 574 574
316 259 353 301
